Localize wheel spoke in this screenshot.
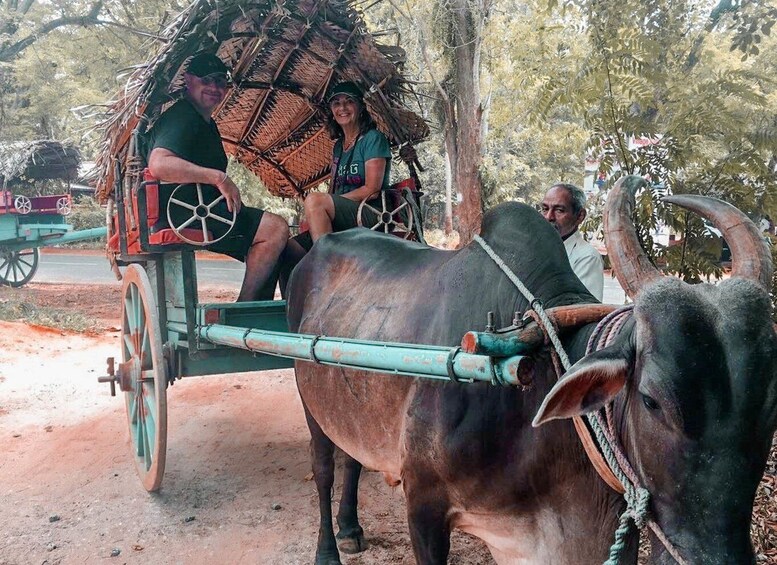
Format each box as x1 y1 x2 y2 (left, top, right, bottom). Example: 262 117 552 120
135 399 146 457
208 213 234 226
364 204 381 215
16 257 33 269
175 215 198 231
370 223 382 231
196 184 206 206
169 197 196 211
141 324 150 368
392 201 409 213
11 261 20 282
134 287 143 341
200 218 210 242
206 194 226 210
3 261 12 281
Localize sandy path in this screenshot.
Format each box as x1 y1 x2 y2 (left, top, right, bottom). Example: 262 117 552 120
0 303 491 565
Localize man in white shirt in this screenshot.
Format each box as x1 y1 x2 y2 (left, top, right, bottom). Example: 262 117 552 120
541 183 604 301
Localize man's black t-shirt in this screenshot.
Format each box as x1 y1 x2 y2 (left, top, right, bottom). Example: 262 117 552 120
143 98 263 262
146 99 227 170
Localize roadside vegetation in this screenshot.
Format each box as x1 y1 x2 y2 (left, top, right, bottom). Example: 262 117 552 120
0 287 94 332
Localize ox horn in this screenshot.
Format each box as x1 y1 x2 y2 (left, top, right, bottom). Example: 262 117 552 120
603 175 662 298
662 194 773 290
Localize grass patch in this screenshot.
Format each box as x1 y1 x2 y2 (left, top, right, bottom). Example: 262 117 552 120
0 296 93 332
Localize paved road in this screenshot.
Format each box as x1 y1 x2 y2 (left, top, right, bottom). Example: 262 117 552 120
37 250 243 289
36 250 627 302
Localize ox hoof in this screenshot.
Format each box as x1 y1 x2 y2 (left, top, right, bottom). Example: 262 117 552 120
336 532 368 554
314 553 342 565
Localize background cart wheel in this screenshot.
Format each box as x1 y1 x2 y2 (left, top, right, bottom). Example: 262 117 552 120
13 195 31 214
121 264 167 492
56 196 72 216
0 247 39 287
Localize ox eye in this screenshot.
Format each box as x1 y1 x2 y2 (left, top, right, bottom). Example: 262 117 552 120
641 394 659 411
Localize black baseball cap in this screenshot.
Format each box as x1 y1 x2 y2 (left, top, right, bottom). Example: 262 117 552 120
326 81 363 103
186 53 229 77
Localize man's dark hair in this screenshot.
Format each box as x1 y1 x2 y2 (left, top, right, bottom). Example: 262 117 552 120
551 183 587 215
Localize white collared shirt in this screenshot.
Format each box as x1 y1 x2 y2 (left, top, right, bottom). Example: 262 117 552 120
563 230 604 301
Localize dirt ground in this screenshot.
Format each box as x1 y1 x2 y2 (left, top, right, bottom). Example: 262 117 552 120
1 283 776 564
0 283 492 565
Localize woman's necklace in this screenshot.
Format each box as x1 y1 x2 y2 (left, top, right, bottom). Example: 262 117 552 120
343 135 358 151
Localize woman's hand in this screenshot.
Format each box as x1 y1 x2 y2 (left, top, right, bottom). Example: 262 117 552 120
342 157 386 202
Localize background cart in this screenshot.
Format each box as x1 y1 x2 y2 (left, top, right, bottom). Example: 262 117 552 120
0 140 106 287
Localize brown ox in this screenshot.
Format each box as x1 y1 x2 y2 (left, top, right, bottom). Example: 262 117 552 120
287 175 777 564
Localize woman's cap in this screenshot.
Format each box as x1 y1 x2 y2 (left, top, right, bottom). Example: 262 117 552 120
327 81 363 103
186 53 229 77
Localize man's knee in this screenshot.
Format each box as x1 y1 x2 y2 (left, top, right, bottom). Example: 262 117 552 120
254 212 289 247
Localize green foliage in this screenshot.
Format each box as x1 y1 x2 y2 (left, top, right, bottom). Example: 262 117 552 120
0 293 92 332
226 158 300 224
68 195 105 231
771 236 777 322
535 0 777 284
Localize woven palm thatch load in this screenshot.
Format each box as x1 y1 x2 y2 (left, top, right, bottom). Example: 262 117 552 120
94 0 429 202
0 140 81 188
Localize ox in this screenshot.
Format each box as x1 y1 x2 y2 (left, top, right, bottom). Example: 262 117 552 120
287 175 777 564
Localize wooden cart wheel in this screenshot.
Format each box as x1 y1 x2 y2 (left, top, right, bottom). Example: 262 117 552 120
166 183 236 246
357 190 414 239
56 197 72 216
0 247 39 287
14 195 31 215
121 264 167 492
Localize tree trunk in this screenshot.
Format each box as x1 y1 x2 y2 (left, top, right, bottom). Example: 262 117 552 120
449 0 488 245
444 142 454 234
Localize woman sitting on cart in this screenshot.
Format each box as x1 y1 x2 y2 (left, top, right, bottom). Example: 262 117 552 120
145 52 289 301
288 81 391 255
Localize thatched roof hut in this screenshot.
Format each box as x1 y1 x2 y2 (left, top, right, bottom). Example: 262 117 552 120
0 140 81 188
94 0 429 203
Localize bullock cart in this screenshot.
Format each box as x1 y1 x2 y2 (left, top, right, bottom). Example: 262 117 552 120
93 0 440 492
0 141 106 287
93 3 777 563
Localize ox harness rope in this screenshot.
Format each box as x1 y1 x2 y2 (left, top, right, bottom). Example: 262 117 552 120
474 235 688 565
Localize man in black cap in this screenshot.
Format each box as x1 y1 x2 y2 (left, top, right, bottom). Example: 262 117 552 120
146 52 288 301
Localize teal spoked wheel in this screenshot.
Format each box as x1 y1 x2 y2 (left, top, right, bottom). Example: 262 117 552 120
0 247 39 287
120 264 167 492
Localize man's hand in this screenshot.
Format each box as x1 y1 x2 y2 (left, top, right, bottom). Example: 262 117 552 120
216 175 242 213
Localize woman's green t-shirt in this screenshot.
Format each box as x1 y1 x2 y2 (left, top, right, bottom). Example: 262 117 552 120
331 128 391 195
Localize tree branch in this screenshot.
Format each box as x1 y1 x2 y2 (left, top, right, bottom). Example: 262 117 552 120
0 0 105 62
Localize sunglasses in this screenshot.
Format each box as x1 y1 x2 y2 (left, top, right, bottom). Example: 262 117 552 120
199 74 230 88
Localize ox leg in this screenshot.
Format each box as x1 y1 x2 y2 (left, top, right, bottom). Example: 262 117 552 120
304 408 342 565
405 480 451 564
335 455 367 554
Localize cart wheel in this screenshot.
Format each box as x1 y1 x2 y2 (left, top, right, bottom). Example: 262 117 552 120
56 197 72 216
166 183 236 246
14 195 31 215
357 190 414 238
0 247 39 287
121 264 167 492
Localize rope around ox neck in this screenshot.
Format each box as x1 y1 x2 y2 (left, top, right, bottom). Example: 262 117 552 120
473 235 687 565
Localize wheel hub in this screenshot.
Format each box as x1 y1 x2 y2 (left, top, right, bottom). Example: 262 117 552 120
116 356 141 393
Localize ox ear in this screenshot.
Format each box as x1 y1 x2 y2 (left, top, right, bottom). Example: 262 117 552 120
532 346 629 427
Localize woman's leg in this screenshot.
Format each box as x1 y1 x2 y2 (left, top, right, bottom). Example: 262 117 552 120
304 193 337 242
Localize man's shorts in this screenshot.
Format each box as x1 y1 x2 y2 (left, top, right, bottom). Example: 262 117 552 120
161 183 264 261
293 193 380 251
